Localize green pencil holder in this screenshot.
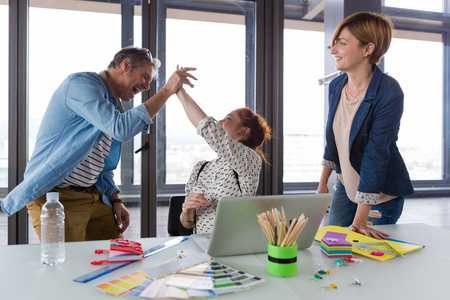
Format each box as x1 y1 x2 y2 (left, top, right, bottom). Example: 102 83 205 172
267 243 298 277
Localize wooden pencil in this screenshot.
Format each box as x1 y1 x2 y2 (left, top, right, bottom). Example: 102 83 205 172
257 207 308 247
257 216 270 242
280 217 297 247
285 214 309 247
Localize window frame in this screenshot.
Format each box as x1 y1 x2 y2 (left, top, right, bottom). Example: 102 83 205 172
5 0 450 245
153 0 257 200
381 6 450 197
282 4 450 197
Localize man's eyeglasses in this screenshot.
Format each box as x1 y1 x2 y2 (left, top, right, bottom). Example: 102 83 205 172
124 49 153 61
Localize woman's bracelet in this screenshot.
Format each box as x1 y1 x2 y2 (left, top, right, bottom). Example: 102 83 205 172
181 211 194 223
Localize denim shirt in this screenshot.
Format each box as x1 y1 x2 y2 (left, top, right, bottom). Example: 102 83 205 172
1 72 152 216
323 65 414 198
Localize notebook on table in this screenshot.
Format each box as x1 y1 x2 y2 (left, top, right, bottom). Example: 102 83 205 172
191 194 332 257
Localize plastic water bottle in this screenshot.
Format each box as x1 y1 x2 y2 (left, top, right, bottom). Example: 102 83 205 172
40 192 65 266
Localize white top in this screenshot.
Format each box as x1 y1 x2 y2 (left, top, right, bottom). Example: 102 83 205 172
333 86 365 201
185 116 262 234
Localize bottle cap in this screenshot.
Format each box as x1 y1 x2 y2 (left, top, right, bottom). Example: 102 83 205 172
46 192 59 201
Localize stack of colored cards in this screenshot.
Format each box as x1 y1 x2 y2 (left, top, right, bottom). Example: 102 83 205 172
320 231 352 258
91 238 145 265
109 239 144 262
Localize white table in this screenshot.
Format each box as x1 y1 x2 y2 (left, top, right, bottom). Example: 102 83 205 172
0 223 446 299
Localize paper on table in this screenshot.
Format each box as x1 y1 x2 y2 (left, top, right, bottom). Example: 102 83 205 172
314 225 425 261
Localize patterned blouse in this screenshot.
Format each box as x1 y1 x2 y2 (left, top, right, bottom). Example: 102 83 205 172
185 117 262 234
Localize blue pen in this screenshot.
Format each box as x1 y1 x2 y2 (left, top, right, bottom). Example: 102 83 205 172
73 236 189 283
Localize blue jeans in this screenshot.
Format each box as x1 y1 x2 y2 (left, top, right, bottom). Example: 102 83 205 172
328 178 405 227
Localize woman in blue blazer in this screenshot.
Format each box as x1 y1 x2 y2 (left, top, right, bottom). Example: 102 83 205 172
317 12 414 239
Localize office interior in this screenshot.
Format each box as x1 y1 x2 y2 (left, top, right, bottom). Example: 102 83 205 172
1 0 449 246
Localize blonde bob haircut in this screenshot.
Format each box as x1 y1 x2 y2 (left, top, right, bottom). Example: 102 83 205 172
331 12 394 65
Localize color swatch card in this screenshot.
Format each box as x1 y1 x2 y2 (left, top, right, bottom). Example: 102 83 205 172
95 271 150 296
95 252 264 298
139 260 263 298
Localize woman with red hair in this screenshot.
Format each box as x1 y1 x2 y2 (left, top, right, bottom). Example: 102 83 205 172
176 84 271 234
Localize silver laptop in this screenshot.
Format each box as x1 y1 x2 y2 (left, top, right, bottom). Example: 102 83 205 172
191 194 332 257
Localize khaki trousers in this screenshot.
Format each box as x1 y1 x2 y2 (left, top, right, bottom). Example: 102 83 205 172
27 186 123 242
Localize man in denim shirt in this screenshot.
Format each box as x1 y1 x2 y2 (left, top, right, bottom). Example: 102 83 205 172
1 46 196 241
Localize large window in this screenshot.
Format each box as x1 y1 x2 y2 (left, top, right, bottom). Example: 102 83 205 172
0 1 8 246
382 2 450 188
283 21 324 185
385 32 444 180
283 1 326 190
4 0 450 245
156 1 255 196
281 1 450 192
384 0 444 13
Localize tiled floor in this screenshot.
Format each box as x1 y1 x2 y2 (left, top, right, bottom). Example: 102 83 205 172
396 197 450 230
1 197 450 245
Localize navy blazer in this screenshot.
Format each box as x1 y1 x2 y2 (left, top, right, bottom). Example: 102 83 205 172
323 65 414 197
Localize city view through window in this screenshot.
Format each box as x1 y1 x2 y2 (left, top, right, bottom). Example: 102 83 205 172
0 1 447 228
0 3 446 191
